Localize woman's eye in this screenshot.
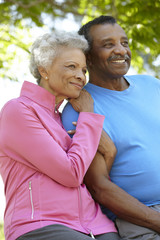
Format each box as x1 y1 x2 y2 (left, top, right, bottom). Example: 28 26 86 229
68 65 75 69
83 69 87 74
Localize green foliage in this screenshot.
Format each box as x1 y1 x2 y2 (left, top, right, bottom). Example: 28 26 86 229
0 20 32 81
0 223 4 240
0 0 160 80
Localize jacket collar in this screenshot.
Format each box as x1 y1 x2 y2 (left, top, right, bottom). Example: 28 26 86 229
20 81 63 112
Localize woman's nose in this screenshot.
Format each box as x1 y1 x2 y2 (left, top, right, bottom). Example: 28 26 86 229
76 70 86 81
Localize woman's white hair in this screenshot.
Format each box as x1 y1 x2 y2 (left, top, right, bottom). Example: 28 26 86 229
29 31 89 83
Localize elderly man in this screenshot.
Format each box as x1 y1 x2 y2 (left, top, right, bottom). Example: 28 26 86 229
62 16 160 239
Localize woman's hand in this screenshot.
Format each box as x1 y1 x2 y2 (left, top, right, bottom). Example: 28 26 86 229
69 89 94 113
67 122 76 135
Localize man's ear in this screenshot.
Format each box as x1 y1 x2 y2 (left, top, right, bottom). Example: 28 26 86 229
38 66 48 80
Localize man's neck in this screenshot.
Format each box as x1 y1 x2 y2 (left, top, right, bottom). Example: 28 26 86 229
89 74 129 91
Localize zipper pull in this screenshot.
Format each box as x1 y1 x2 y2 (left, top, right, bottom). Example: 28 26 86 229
29 181 31 190
90 231 95 239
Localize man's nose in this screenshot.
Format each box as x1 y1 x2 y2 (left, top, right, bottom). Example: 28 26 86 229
114 43 127 55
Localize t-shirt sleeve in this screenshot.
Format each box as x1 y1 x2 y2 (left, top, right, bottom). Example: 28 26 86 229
62 102 79 137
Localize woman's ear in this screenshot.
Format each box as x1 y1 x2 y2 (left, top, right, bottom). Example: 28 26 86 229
38 67 48 80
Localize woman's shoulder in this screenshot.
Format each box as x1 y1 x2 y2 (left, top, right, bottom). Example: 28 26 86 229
0 97 33 123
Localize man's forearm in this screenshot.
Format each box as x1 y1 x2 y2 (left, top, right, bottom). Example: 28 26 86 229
84 151 160 233
90 178 160 233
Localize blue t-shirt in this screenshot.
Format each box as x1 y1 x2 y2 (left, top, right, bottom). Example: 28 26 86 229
62 74 160 219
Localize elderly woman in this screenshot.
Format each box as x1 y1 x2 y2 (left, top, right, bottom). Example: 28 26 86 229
0 32 120 240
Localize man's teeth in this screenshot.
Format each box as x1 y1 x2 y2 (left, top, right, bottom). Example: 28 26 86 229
112 60 125 63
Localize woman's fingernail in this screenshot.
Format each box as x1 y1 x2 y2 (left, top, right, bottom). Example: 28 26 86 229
67 130 73 133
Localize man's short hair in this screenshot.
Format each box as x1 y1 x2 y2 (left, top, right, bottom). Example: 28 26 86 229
78 15 117 49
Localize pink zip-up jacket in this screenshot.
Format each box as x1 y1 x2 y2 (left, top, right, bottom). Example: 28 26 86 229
0 81 117 240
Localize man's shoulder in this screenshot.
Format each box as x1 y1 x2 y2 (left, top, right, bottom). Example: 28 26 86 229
84 82 95 90
125 74 159 81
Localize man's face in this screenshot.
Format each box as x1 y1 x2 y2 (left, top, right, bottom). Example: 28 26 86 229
88 23 131 79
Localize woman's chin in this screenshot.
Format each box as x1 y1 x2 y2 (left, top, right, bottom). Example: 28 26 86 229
69 92 81 99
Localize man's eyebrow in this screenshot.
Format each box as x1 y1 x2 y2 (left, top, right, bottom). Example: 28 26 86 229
100 36 129 44
101 38 114 43
121 36 129 40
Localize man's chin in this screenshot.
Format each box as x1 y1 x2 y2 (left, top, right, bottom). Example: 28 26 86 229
113 68 129 77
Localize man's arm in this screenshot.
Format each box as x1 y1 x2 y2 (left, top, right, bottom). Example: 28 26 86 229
84 151 160 233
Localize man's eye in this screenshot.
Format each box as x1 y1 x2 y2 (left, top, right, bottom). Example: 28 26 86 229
104 43 114 48
122 41 129 47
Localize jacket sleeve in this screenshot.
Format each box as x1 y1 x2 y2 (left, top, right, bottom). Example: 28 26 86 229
0 100 105 187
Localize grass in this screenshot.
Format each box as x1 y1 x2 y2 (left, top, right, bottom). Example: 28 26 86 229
0 222 4 240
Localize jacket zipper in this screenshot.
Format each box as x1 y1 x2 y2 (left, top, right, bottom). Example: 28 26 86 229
29 181 34 219
90 232 95 239
78 187 95 239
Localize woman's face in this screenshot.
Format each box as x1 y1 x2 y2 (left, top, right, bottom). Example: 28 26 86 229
40 47 87 104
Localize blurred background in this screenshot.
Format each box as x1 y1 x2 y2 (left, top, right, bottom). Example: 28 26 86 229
0 0 160 238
